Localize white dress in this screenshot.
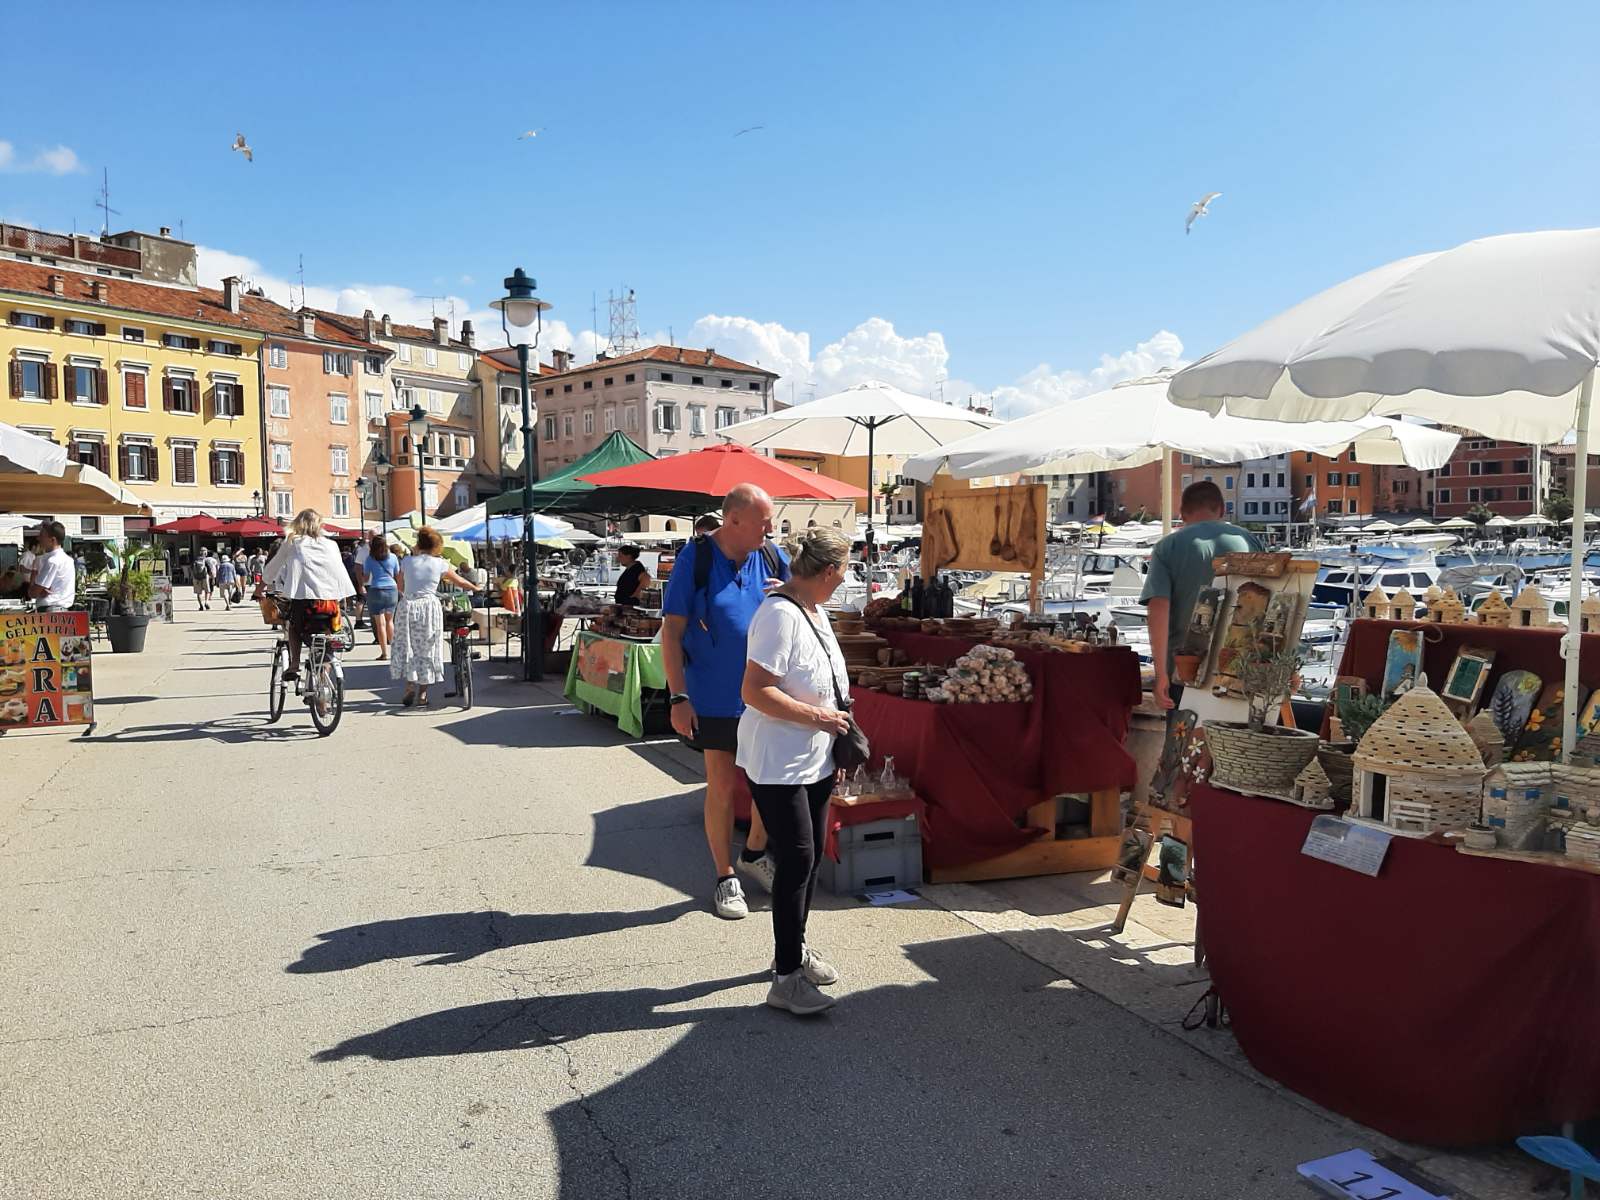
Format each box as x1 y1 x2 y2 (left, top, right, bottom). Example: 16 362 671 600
390 555 447 685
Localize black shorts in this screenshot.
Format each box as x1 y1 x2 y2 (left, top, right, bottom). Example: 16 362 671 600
682 715 740 754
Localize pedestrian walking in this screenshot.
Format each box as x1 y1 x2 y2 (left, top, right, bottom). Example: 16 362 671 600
737 526 852 1015
362 534 399 660
215 555 238 610
661 484 786 920
389 528 477 707
193 548 215 610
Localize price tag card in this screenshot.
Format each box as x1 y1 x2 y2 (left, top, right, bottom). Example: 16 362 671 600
1298 1150 1451 1199
1301 815 1392 877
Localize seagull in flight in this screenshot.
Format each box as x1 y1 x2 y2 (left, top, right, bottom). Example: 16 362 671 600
517 128 544 140
1185 191 1221 234
231 132 253 163
734 125 765 137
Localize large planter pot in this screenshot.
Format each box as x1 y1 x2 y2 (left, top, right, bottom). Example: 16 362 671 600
1204 720 1320 800
106 613 150 654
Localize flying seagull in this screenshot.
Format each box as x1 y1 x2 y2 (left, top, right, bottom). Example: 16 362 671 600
1185 191 1221 234
231 132 253 163
734 125 765 137
517 128 544 140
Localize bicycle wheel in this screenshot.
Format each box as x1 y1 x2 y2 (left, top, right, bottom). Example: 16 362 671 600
267 644 288 723
308 657 344 736
455 638 473 710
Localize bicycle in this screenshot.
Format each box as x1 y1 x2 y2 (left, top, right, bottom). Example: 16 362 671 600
441 589 479 710
265 596 349 735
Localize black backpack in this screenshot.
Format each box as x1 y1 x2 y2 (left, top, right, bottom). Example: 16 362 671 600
686 533 788 640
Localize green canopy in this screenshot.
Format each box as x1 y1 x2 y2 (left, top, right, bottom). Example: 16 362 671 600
487 432 652 515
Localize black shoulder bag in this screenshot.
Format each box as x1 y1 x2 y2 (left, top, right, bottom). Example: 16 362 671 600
774 594 871 770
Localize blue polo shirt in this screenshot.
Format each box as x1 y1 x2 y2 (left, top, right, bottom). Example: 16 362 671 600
663 536 790 718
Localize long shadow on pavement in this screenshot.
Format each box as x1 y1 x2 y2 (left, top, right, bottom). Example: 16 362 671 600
310 931 1348 1199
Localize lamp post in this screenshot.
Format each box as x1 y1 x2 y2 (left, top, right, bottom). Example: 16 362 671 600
407 403 430 520
356 477 372 544
373 446 393 526
490 267 551 682
251 489 263 517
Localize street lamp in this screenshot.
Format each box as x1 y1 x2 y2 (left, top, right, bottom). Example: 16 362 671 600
490 266 551 682
356 477 373 544
407 403 430 519
251 489 262 517
373 446 393 525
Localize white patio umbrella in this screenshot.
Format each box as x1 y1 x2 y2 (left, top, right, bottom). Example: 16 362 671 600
720 380 1000 550
0 421 69 479
1486 515 1515 528
1519 513 1555 526
1168 226 1600 760
901 376 1458 530
1358 519 1399 533
1439 516 1477 530
1398 517 1437 529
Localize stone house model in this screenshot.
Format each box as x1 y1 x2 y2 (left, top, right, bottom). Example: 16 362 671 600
1352 683 1487 834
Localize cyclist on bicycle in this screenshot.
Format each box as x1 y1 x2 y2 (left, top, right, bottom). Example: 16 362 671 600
262 509 354 684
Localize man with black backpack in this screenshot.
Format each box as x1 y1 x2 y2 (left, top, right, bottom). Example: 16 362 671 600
662 483 788 920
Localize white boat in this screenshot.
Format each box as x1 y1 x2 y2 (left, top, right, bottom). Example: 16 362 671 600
1311 548 1442 613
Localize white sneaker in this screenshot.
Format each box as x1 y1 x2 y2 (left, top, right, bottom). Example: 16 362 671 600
713 875 748 920
770 945 841 987
736 852 777 894
767 970 837 1016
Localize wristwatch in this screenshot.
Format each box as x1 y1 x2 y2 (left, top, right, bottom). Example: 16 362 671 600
669 692 691 706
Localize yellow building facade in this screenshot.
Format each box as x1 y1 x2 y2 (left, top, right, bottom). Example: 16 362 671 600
1 256 265 527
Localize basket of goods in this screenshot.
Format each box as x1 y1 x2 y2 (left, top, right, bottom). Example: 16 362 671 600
920 616 1001 638
861 596 904 627
836 630 890 680
829 611 866 636
1204 645 1319 799
938 644 1034 703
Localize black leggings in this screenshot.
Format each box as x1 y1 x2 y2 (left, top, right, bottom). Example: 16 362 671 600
748 775 834 975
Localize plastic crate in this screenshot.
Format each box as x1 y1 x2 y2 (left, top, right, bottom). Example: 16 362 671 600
818 813 923 895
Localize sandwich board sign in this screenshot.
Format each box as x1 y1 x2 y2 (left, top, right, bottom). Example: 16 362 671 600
0 610 94 733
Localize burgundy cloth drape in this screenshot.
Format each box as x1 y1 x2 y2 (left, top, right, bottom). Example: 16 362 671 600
1339 618 1600 697
1189 783 1600 1145
877 630 1140 794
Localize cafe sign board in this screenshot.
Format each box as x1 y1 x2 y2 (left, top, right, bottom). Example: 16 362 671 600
0 610 94 731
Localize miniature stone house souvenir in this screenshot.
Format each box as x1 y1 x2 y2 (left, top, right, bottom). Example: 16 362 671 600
1466 710 1505 768
1566 820 1600 866
1363 585 1391 622
1386 587 1417 622
1478 590 1512 628
1510 587 1551 628
1424 583 1443 609
1481 762 1551 850
1352 682 1487 834
1551 762 1600 816
1289 758 1334 810
1581 595 1600 634
1437 588 1468 625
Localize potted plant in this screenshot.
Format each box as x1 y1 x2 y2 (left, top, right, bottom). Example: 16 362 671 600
105 542 156 654
1205 644 1320 799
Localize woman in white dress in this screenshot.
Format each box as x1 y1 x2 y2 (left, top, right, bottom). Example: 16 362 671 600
389 526 476 707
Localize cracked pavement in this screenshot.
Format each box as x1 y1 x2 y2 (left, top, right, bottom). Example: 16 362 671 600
3 606 1439 1199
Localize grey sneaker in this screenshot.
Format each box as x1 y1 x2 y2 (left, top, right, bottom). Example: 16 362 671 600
736 852 777 894
770 945 841 987
713 875 748 920
766 970 837 1016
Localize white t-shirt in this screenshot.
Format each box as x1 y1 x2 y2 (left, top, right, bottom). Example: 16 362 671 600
34 547 75 609
736 595 850 786
400 554 448 598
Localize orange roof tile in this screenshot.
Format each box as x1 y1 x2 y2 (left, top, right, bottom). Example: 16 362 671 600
545 344 776 378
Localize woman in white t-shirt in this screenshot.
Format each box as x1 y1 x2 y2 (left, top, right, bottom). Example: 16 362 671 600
389 526 476 707
737 526 853 1017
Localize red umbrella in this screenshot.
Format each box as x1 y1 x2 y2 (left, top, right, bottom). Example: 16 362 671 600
321 523 362 539
219 516 285 537
150 513 227 534
577 442 866 500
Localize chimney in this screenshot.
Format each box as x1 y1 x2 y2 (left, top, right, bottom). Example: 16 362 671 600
676 347 686 363
90 280 108 302
158 226 172 237
381 312 393 337
704 348 715 364
222 275 242 314
460 319 475 348
47 274 64 296
433 316 448 346
363 308 376 342
298 308 316 337
551 348 573 373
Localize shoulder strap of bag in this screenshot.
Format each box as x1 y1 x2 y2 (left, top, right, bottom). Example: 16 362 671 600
773 593 850 711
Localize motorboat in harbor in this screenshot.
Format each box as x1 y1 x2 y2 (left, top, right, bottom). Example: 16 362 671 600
1310 547 1443 614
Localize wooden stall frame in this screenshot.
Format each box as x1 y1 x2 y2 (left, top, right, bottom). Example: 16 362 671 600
921 482 1047 611
927 788 1123 883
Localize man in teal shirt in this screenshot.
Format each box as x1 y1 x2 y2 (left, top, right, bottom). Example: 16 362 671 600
1141 480 1262 709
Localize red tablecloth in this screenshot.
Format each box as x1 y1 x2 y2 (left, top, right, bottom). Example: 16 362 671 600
877 630 1140 794
1339 618 1600 694
1189 782 1600 1146
850 687 1045 868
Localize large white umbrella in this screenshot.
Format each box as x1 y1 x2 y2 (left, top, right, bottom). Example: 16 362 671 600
901 376 1457 529
1358 519 1399 533
1519 513 1555 526
1486 515 1515 528
1439 516 1477 530
1168 227 1600 760
1398 517 1437 530
0 422 69 479
721 380 1000 548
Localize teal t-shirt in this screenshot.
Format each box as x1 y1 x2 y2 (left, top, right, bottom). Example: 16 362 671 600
1140 520 1262 672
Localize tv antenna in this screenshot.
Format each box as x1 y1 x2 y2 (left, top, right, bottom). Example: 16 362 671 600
296 255 307 309
93 169 120 237
607 288 640 355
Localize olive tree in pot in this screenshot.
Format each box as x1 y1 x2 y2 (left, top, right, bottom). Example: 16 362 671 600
106 542 156 654
1205 645 1320 798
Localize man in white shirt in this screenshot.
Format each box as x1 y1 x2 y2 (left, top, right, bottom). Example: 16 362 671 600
28 521 76 612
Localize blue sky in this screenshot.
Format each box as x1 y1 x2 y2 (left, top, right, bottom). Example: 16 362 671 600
4 1 1600 414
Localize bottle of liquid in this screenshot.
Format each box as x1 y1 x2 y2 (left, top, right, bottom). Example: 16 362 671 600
910 575 926 618
878 756 898 794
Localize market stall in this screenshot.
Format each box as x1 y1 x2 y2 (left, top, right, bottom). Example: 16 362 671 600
562 614 669 739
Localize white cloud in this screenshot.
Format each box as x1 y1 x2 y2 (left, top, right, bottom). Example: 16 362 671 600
989 331 1188 418
0 141 84 175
